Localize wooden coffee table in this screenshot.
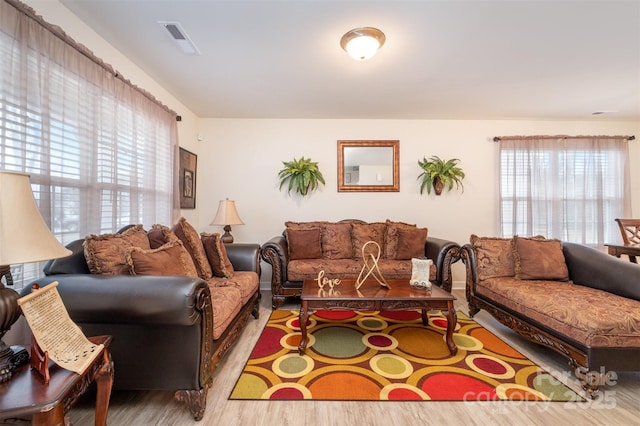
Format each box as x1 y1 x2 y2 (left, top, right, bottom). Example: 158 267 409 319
298 279 457 356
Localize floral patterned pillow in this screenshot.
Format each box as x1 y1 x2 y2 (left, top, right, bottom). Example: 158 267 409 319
470 234 515 281
201 232 235 278
383 220 426 259
84 225 150 275
321 222 353 259
172 217 213 280
126 240 198 277
352 222 386 260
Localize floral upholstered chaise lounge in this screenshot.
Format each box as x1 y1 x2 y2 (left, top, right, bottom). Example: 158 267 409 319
462 235 640 397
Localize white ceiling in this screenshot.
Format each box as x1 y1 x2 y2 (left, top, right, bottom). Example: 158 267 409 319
59 0 640 121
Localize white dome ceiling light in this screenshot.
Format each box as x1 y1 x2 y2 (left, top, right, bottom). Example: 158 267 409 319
340 27 386 61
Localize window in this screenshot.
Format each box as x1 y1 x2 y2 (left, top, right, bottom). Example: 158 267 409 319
499 136 631 246
1 1 179 288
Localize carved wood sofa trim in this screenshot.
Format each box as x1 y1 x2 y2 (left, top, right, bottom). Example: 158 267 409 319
174 288 261 420
461 245 602 398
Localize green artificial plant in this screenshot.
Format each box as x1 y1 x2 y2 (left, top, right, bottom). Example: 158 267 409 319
277 156 326 196
417 156 465 195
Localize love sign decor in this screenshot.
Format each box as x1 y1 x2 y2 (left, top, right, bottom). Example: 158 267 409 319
316 270 341 289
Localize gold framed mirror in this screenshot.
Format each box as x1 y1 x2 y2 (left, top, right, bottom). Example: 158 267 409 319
337 140 399 192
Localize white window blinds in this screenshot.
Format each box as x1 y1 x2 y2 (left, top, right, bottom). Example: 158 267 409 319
499 136 631 246
0 0 179 288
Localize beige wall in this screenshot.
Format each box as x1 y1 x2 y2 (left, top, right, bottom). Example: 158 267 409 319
22 1 640 287
197 119 639 285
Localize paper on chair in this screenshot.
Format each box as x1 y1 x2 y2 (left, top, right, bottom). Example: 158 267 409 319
17 281 103 375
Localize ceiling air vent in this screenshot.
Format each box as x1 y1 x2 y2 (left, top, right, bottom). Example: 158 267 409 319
158 21 200 55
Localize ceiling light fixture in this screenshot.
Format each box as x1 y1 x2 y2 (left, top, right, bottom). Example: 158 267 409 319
340 27 386 61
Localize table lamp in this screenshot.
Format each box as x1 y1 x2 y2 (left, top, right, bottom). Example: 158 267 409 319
210 198 244 243
0 171 72 383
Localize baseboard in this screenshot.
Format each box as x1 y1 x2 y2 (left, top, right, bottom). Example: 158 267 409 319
451 280 465 290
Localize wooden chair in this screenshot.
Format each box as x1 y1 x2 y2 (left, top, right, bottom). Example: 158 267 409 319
615 218 640 262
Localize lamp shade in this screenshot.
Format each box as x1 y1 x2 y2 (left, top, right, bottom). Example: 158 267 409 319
210 199 245 226
0 171 71 265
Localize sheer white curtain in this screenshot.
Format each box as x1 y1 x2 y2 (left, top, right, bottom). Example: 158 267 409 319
0 0 180 287
499 135 631 246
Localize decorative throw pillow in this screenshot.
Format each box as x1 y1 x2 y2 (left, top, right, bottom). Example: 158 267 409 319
321 222 353 259
352 222 386 260
470 235 515 281
126 240 198 277
172 217 213 280
512 236 570 281
284 221 327 232
394 227 428 260
147 224 179 249
384 220 419 259
84 224 150 275
201 232 235 278
285 227 322 260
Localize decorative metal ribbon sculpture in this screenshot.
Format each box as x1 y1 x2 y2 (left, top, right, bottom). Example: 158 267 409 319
355 241 390 290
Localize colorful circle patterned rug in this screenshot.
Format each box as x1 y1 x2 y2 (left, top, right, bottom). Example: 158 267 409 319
230 310 583 402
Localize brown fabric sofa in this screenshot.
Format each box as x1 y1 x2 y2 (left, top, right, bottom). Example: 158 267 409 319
261 219 461 308
22 218 260 420
462 234 640 397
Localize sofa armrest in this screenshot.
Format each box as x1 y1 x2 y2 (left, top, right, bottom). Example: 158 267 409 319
563 242 640 301
43 239 90 275
425 237 462 292
460 243 477 284
225 243 261 276
23 275 210 326
261 235 289 285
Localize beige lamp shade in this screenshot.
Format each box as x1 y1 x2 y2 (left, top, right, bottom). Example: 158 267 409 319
211 199 245 226
0 171 72 265
0 170 72 383
210 199 244 243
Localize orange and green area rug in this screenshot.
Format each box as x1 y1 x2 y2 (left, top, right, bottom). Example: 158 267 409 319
230 310 583 402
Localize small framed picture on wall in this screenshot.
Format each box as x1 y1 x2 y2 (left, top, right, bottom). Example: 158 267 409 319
179 147 197 209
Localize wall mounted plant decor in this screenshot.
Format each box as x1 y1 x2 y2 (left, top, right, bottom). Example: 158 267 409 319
277 156 326 196
417 156 465 196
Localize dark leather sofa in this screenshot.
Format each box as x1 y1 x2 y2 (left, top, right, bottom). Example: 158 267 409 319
462 239 640 397
261 219 462 309
22 237 261 420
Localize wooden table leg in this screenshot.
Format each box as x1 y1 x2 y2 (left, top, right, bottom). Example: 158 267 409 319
444 303 458 356
94 350 114 426
298 301 309 355
421 309 428 326
32 404 65 426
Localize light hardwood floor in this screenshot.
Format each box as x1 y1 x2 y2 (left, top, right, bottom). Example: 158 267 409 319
66 290 640 426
